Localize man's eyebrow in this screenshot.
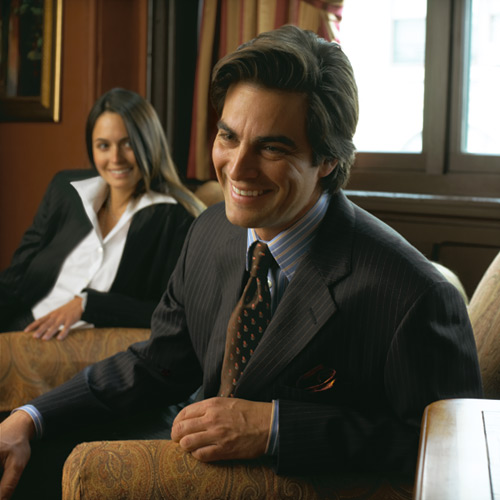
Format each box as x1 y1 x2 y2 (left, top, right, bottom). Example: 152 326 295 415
216 120 233 133
255 135 296 149
217 120 297 149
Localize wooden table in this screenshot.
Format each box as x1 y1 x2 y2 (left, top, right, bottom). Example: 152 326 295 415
414 398 500 500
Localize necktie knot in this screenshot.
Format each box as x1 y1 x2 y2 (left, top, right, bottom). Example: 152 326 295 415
249 241 273 278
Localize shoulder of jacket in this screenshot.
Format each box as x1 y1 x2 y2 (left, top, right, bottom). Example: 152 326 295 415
51 168 98 185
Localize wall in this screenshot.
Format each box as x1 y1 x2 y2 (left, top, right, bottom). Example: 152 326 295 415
346 191 500 299
0 0 148 270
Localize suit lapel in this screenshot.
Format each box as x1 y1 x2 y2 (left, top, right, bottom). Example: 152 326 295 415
235 191 356 398
203 225 248 396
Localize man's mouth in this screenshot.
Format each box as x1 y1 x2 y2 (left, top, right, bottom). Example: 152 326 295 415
232 185 264 197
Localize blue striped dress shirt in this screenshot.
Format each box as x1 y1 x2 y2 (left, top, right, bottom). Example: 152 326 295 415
247 193 330 456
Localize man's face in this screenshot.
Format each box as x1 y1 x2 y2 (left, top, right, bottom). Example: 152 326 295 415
212 82 334 241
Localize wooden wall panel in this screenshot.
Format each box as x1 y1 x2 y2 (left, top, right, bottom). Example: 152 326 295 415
347 191 500 299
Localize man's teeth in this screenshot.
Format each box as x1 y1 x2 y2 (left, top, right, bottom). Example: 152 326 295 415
232 186 264 197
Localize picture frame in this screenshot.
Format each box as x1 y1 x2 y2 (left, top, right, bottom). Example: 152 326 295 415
0 0 63 122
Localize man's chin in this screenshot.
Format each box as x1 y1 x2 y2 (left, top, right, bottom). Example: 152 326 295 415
224 208 261 229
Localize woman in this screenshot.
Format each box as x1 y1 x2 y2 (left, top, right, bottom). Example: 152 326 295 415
0 88 205 340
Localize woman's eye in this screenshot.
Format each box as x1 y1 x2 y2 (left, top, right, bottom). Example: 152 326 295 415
96 143 108 150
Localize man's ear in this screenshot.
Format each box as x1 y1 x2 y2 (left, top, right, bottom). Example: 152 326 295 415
318 159 338 179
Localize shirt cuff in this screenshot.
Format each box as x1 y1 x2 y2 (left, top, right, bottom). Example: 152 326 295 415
76 292 88 311
265 399 279 456
11 405 44 439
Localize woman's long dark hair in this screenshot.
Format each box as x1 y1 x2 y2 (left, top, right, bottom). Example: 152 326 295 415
86 88 205 217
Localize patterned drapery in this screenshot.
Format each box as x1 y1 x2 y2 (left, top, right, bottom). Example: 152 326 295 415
187 0 344 180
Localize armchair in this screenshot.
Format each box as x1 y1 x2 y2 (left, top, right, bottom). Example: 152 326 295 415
61 254 500 499
467 251 500 398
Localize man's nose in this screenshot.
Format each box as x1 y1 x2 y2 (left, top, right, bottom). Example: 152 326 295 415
227 145 258 180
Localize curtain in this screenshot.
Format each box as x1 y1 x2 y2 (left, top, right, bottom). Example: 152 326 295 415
186 0 344 180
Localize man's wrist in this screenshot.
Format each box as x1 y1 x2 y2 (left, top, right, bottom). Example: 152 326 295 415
11 404 44 439
9 408 38 440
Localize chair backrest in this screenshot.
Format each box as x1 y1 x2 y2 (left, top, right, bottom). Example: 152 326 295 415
468 252 500 399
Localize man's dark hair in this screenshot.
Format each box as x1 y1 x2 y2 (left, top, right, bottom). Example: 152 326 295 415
211 24 359 193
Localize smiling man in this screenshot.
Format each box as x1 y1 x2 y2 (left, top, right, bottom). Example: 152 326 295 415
212 83 334 241
0 25 482 499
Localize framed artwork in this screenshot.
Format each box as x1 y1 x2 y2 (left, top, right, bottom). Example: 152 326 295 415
0 0 62 122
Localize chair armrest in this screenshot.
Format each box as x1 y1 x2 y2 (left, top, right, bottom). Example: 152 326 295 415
62 440 413 500
0 328 150 411
468 252 500 398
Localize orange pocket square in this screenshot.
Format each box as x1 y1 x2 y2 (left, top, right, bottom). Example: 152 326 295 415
296 364 336 392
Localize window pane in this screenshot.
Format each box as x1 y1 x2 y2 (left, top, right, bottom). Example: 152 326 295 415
338 1 427 153
465 0 500 155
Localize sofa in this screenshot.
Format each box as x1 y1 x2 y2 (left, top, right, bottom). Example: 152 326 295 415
0 327 150 414
0 326 413 499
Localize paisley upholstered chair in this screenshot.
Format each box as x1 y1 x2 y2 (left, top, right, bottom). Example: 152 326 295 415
62 441 413 499
0 330 413 500
468 251 500 399
0 328 413 499
10 252 500 500
59 254 500 500
0 328 150 415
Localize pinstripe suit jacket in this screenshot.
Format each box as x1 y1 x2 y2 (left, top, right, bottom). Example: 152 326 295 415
0 170 193 329
32 190 482 475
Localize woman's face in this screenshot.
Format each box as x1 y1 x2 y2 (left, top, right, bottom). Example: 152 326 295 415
92 111 142 196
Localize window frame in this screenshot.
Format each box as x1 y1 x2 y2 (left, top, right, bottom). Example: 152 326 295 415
347 0 500 198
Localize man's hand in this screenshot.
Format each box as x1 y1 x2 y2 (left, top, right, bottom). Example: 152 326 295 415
24 296 83 341
171 397 272 462
0 411 35 500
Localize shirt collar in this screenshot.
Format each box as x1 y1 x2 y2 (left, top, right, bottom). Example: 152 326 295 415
247 192 330 282
71 175 177 236
71 175 176 213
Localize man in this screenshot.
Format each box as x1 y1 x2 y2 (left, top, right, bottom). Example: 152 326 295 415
0 25 482 499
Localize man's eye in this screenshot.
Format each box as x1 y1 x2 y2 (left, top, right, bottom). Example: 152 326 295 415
263 145 287 155
218 131 234 141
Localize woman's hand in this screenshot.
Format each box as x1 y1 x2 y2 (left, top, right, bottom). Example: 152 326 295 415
24 296 83 341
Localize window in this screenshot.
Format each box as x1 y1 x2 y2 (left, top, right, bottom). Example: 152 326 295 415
465 0 500 155
340 2 427 153
335 0 500 198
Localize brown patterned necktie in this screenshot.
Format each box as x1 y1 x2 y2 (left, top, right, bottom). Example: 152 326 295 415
218 241 273 397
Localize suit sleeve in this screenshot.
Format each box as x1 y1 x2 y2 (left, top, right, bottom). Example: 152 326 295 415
29 218 203 435
276 281 482 476
0 175 58 322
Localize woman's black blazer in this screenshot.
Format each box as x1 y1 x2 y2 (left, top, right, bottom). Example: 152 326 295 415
0 169 194 328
